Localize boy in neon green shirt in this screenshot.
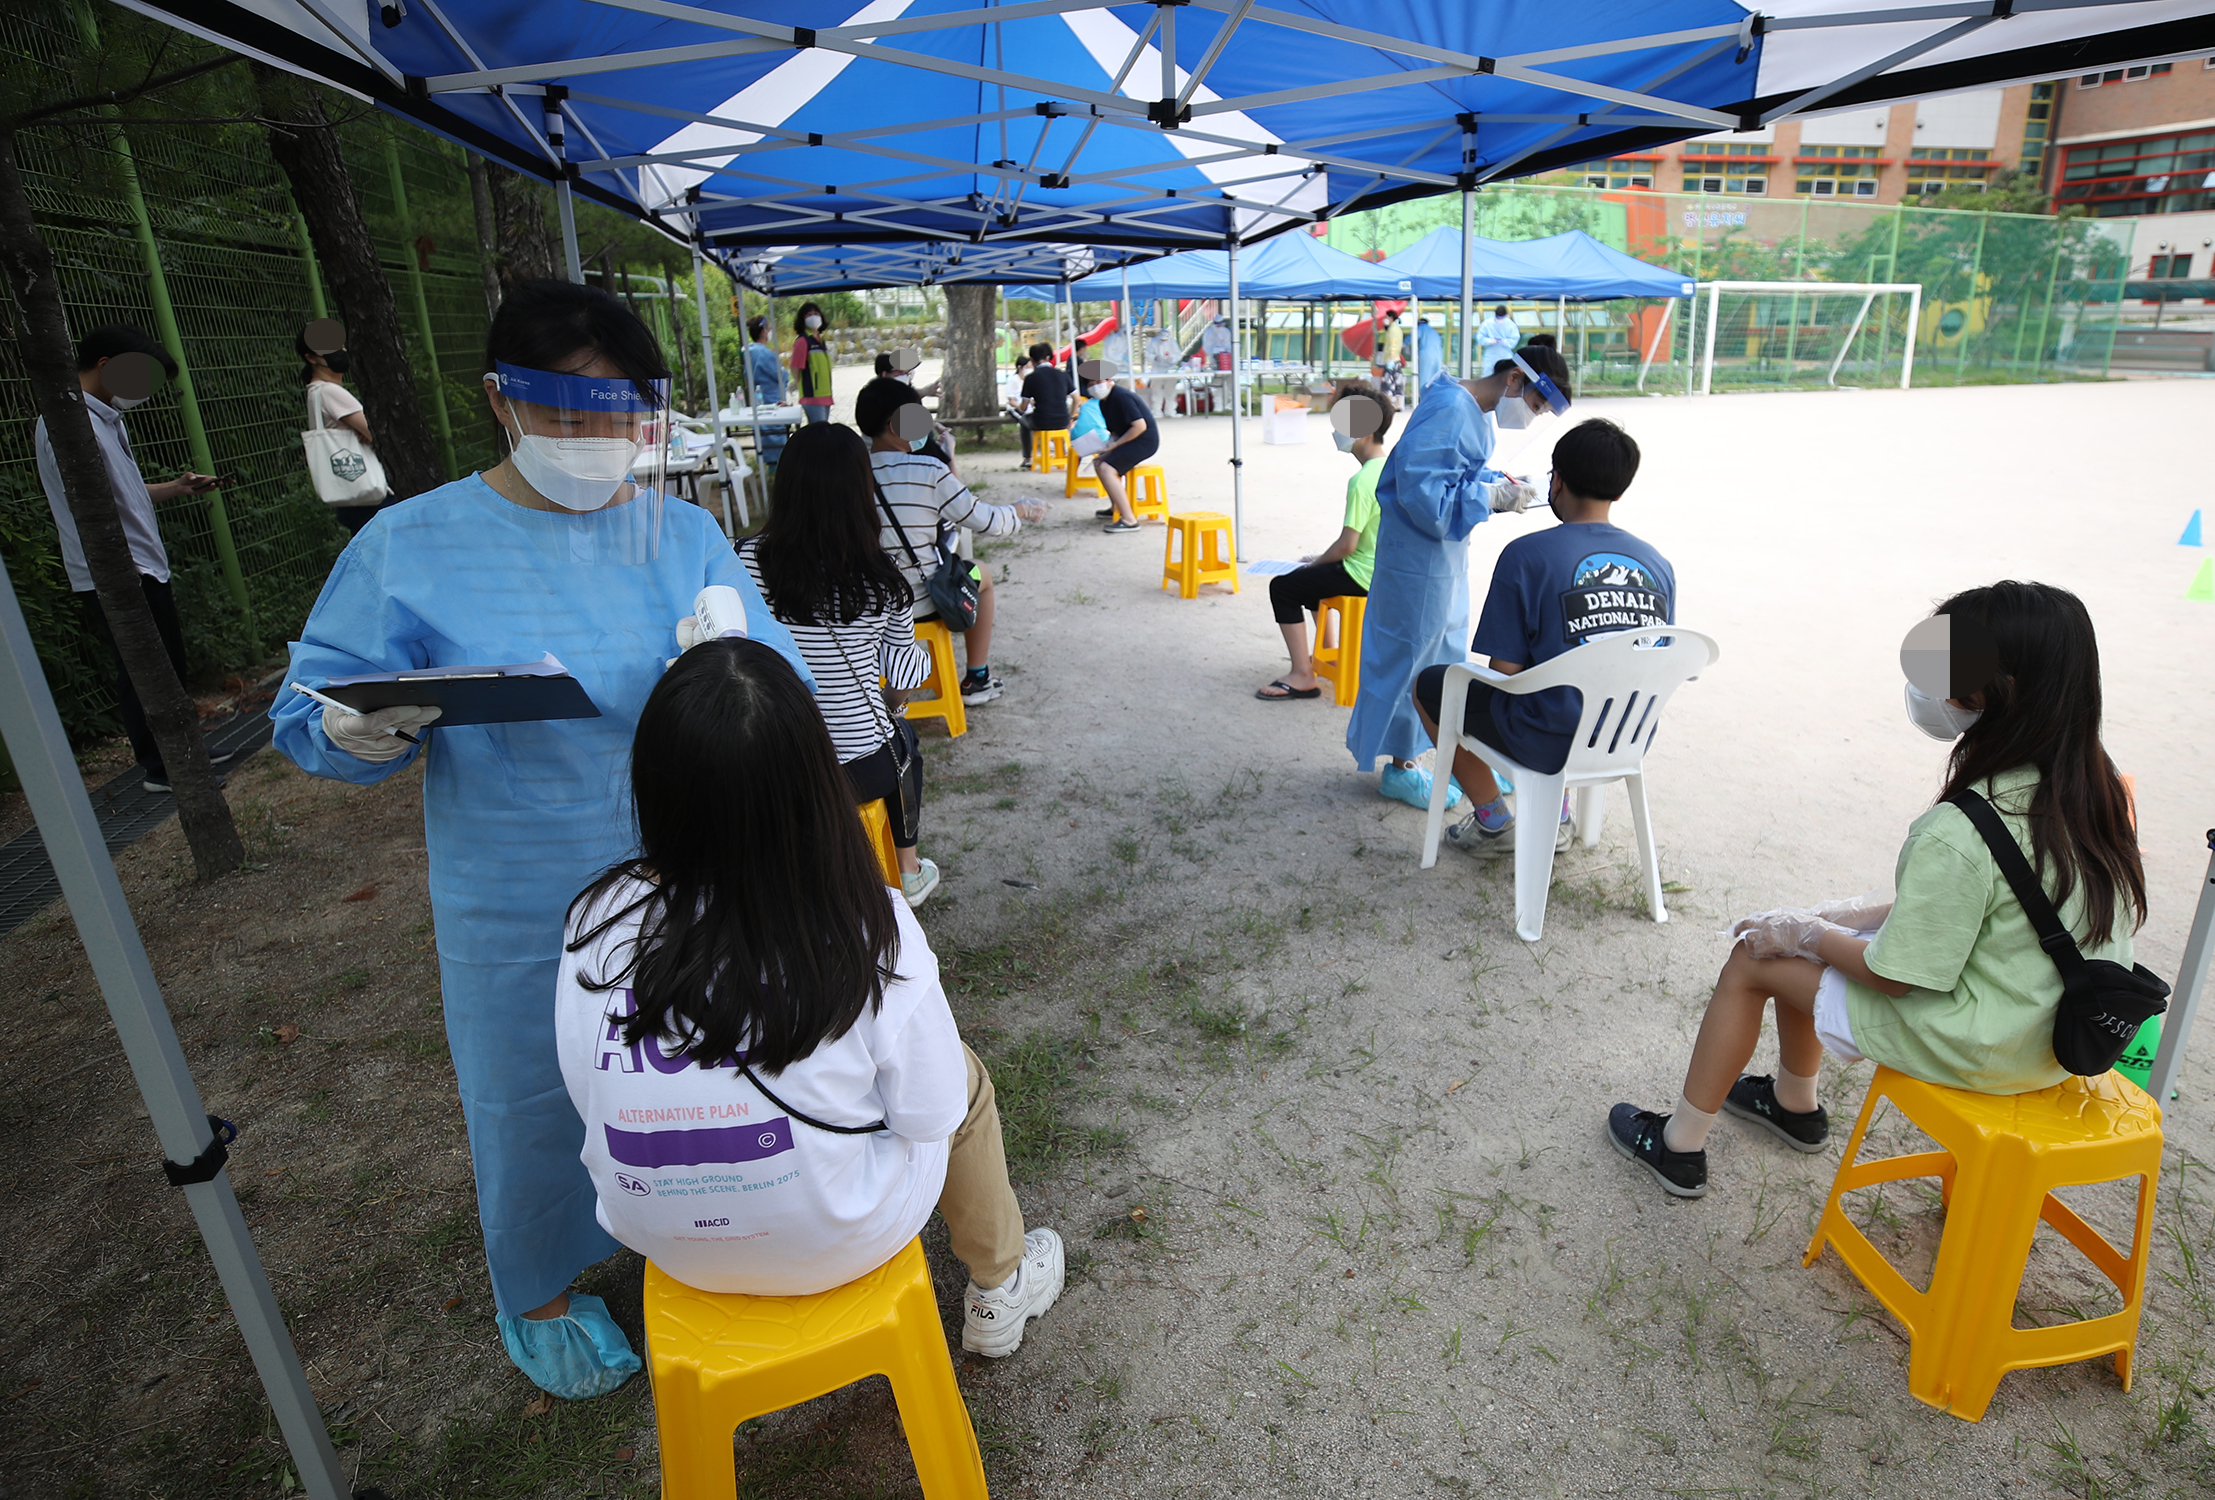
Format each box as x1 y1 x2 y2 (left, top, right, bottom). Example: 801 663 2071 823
1255 385 1387 702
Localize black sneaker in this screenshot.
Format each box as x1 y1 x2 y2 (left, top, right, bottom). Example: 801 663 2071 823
1607 1104 1708 1198
1722 1074 1830 1154
1094 506 1114 519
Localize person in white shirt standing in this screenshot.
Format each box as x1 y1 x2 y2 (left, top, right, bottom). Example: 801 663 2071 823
34 324 231 794
298 326 384 536
557 638 1064 1355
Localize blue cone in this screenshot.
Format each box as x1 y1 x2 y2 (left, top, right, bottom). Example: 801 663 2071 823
2182 510 2204 548
497 1293 642 1401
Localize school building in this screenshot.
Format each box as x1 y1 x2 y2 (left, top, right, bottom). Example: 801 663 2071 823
1565 58 2215 282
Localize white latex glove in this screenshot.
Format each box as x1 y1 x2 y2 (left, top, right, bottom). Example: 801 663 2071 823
1486 479 1537 514
322 703 440 763
1727 908 1851 963
1013 499 1048 523
1812 891 1894 932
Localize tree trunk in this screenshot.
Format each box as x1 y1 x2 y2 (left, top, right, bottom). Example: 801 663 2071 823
465 152 501 320
488 163 557 288
254 68 445 503
0 129 242 878
943 284 998 420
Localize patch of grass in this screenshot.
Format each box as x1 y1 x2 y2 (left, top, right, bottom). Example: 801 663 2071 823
979 1030 1127 1173
374 1384 653 1498
932 759 1027 798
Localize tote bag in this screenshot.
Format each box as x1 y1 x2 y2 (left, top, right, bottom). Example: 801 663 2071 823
301 383 389 508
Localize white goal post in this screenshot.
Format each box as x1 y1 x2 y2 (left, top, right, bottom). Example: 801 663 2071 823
1688 281 1924 395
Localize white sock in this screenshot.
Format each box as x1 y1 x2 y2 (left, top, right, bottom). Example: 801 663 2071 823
1662 1095 1717 1154
1774 1066 1820 1114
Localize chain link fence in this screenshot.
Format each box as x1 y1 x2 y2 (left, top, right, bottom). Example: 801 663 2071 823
1313 183 2140 393
0 5 506 745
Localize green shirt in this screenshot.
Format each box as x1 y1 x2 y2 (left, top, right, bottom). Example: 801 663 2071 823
1848 765 2134 1095
1340 457 1384 591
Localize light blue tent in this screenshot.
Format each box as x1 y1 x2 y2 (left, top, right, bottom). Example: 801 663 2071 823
1380 229 1693 303
1010 233 1409 303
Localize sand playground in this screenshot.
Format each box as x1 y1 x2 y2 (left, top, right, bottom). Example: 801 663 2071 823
4 373 2214 1498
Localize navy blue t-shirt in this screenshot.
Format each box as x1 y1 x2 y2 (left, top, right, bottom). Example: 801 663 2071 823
1470 521 1675 774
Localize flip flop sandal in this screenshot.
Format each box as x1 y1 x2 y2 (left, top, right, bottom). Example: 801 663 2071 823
1256 681 1322 700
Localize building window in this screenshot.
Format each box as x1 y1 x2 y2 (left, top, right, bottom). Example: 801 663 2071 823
2081 62 2173 87
2057 130 2215 215
2021 80 2055 179
1906 147 1994 196
1677 143 1771 195
1795 148 1884 196
2150 252 2195 277
1578 162 1653 190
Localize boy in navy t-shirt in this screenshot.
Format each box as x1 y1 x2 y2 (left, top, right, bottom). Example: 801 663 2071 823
1414 418 1673 855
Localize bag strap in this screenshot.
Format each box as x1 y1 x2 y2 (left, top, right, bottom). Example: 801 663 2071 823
306 382 328 432
871 472 928 572
1944 788 2086 972
737 1058 886 1135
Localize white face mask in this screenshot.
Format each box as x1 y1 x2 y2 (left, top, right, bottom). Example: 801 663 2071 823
803 315 822 330
111 393 152 410
1332 429 1356 454
1493 388 1531 430
1904 681 1981 741
504 413 636 512
1088 380 1113 398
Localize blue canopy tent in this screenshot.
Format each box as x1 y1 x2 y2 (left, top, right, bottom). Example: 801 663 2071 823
70 6 2215 1492
1012 232 1408 303
1381 229 1692 303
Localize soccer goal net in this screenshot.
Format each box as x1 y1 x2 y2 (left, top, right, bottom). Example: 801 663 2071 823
1635 281 1925 394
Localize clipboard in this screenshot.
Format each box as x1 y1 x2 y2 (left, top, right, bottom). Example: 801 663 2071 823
322 654 601 728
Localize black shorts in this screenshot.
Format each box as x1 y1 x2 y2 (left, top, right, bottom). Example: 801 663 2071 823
1268 559 1365 626
1413 664 1506 746
1095 432 1159 472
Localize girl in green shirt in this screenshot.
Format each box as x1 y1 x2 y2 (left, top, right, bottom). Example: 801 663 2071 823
1610 581 2146 1199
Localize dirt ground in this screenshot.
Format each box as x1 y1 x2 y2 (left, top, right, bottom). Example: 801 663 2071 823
5 371 2215 1499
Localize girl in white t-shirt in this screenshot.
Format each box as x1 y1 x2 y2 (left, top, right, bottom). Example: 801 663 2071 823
556 638 1063 1357
297 328 382 536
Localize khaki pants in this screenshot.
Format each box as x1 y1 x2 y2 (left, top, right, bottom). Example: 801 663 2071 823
939 1043 1027 1290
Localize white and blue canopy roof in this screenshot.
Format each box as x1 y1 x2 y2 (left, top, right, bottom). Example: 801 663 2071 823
122 0 2215 260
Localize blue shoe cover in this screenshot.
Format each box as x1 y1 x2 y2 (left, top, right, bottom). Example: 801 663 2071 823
1379 764 1463 812
497 1293 642 1400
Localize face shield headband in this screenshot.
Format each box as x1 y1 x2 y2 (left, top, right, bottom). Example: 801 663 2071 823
492 362 668 413
1507 352 1570 417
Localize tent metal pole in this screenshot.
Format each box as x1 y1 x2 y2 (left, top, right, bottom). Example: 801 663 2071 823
546 98 584 285
1459 190 1474 378
732 275 771 520
1121 263 1133 376
692 244 738 532
1227 235 1245 561
1702 281 1723 395
1900 284 1921 390
0 552 351 1500
1636 298 1673 390
2148 831 2215 1103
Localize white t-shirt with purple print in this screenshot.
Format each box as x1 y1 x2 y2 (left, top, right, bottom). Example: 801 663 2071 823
555 878 967 1296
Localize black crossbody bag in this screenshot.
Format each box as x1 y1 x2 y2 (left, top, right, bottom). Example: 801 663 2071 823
737 1058 886 1136
1946 789 2168 1077
873 476 980 631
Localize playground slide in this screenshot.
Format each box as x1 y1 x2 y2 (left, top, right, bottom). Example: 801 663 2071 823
1057 313 1118 365
1338 300 1409 363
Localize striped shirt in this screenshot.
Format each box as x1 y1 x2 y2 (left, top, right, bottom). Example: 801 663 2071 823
869 450 1023 611
739 539 930 764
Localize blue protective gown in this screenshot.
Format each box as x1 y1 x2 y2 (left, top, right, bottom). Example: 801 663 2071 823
271 476 807 1316
1346 325 1503 771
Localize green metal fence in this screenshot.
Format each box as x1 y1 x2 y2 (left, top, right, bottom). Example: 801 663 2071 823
0 7 508 744
1316 184 2141 391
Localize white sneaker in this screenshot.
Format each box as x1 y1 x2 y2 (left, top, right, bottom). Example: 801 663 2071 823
901 858 941 907
962 1228 1064 1358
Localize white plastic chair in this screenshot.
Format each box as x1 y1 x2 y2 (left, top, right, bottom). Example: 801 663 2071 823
1418 627 1720 942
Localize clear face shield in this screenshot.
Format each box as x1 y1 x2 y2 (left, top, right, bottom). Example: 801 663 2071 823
488 361 670 565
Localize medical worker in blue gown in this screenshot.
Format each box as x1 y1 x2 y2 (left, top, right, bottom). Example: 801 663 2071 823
1346 327 1574 786
272 281 808 1400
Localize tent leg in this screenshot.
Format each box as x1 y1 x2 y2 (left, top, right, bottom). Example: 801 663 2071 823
1459 189 1474 379
692 244 737 533
1636 299 1673 391
0 554 351 1500
733 276 771 521
2148 833 2215 1102
1227 236 1245 562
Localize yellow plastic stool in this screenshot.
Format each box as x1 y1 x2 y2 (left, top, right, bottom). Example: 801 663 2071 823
902 618 968 739
1031 427 1069 474
1161 511 1239 600
1063 454 1105 500
1310 594 1366 707
643 1242 987 1500
857 798 899 885
1804 1065 2163 1421
1126 463 1169 522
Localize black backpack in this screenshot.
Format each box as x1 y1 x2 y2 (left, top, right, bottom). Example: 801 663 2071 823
1947 789 2167 1077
